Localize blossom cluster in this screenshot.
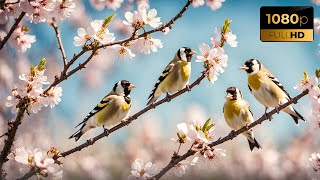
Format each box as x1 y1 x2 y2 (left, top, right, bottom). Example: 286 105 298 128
9 26 36 53
9 147 62 179
6 59 62 114
170 118 226 177
89 0 124 11
128 159 157 179
192 0 225 11
1 0 75 24
74 5 164 59
196 19 237 83
295 71 320 135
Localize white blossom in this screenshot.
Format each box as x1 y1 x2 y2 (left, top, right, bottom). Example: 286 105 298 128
88 20 115 45
206 0 224 11
139 5 162 28
192 0 205 8
111 45 135 59
133 36 163 54
129 159 157 179
9 26 36 53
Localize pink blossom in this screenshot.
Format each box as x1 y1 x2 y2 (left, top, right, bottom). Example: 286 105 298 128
139 5 162 28
133 36 163 54
206 0 225 11
9 26 36 53
192 0 205 8
129 159 157 179
307 153 320 180
111 45 135 59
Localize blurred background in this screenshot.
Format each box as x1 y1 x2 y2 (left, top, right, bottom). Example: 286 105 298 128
1 0 320 179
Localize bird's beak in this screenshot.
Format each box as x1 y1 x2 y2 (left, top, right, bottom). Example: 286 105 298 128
128 84 136 90
225 94 233 100
240 66 249 70
189 50 197 55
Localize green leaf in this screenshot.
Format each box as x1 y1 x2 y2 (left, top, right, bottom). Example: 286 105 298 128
37 58 46 71
303 71 309 82
103 14 116 27
205 123 215 132
315 69 320 78
202 117 212 132
30 65 35 77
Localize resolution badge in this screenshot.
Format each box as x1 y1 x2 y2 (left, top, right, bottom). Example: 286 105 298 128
260 6 314 42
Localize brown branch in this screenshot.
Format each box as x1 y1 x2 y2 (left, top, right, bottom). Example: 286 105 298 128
17 168 40 180
153 89 309 179
58 72 207 158
51 19 67 67
0 12 25 51
0 106 26 177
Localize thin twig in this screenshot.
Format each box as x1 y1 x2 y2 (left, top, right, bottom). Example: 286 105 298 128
0 12 25 51
17 168 40 180
153 89 309 179
0 106 26 176
51 19 67 67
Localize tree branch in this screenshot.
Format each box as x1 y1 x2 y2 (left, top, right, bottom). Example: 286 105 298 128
51 19 67 67
17 168 40 180
153 89 309 179
0 106 26 177
0 12 25 51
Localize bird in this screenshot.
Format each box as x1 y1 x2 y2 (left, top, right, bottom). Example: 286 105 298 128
147 47 196 105
223 87 261 151
240 59 305 125
69 80 136 141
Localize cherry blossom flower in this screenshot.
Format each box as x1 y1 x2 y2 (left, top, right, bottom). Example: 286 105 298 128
89 0 105 11
192 0 205 8
210 37 220 47
188 124 209 144
111 44 136 59
128 159 157 179
162 27 170 35
105 0 124 10
207 47 228 82
6 89 20 114
133 36 163 54
172 161 188 177
294 75 319 92
3 2 22 19
123 10 144 29
206 0 225 11
196 43 211 63
44 86 62 108
88 19 115 45
22 0 55 23
52 0 76 22
73 28 92 46
224 31 237 47
190 147 226 166
9 26 36 53
10 147 62 179
307 153 320 180
139 5 162 28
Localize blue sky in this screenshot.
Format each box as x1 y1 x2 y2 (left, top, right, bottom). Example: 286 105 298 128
23 0 320 143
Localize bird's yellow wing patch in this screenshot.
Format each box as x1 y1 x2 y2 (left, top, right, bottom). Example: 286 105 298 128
122 102 131 111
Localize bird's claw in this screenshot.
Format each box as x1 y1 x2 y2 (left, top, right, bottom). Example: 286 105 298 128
265 112 273 121
186 84 191 92
103 126 109 136
166 93 171 102
275 106 280 114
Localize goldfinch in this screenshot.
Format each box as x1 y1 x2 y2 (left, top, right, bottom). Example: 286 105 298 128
147 47 196 105
240 59 305 125
69 80 136 141
223 87 261 151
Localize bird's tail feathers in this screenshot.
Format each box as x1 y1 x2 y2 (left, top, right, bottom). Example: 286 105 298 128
69 124 85 142
287 107 306 125
247 138 261 151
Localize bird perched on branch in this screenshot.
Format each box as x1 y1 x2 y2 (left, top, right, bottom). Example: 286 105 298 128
69 80 136 141
147 47 196 105
223 87 261 151
240 59 305 125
